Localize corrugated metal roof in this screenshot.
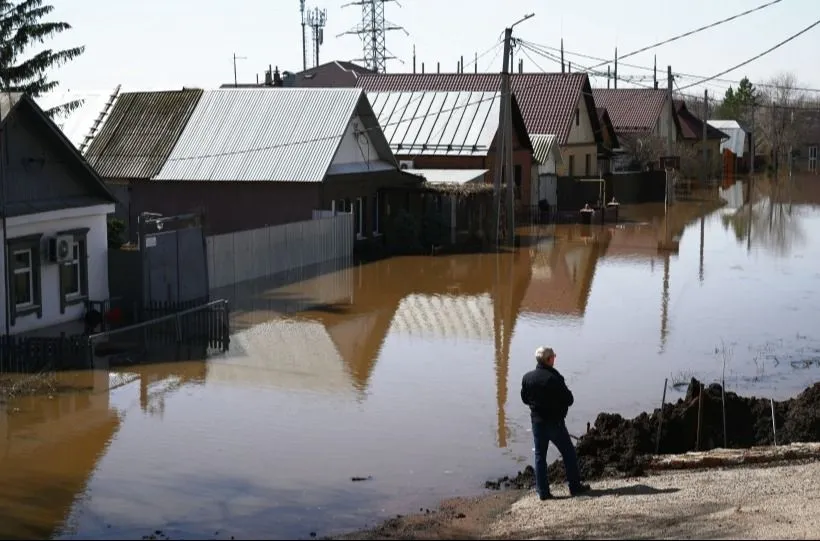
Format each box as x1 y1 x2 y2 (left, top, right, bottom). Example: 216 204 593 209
530 134 561 165
368 91 500 156
592 89 668 133
389 293 494 342
403 169 487 184
358 73 591 145
84 89 203 179
155 88 367 182
709 120 747 156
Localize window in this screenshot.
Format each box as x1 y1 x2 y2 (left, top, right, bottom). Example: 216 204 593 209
585 154 591 176
356 197 365 237
58 228 90 313
6 233 43 322
13 249 34 307
568 155 575 177
810 146 818 172
575 108 580 126
514 165 523 200
372 191 381 234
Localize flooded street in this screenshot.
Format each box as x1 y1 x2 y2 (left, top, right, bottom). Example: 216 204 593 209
3 183 820 540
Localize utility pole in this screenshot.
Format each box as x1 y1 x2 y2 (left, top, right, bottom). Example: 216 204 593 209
232 53 246 87
614 48 618 89
560 39 565 73
607 66 611 88
495 13 534 246
772 98 778 181
666 66 675 207
702 88 708 188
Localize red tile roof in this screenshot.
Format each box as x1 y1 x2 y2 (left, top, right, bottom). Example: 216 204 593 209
674 101 729 140
592 89 669 134
357 72 597 145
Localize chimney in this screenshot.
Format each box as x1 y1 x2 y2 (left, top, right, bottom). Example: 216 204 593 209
461 55 464 73
437 61 440 73
256 73 259 84
422 62 425 74
264 67 273 86
273 66 283 87
519 58 523 73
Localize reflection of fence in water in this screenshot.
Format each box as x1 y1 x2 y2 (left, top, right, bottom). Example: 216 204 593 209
89 300 231 366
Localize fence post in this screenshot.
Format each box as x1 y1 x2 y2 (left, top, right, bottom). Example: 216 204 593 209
175 312 182 343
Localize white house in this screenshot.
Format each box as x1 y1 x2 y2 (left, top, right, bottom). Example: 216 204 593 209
0 94 117 335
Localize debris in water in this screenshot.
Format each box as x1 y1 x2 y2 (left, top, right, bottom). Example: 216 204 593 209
351 476 373 482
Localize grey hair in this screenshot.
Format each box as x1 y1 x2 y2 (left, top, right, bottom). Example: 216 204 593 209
535 346 555 363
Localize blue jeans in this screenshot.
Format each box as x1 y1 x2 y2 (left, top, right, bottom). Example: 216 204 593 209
532 419 582 497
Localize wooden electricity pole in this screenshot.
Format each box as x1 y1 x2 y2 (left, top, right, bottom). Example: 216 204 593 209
702 88 708 188
495 13 534 246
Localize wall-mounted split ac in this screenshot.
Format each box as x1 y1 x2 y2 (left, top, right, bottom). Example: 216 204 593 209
399 159 414 170
48 235 74 264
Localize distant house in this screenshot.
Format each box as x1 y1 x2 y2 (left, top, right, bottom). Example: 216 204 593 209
221 61 375 89
83 88 421 239
355 73 605 180
592 88 678 172
366 90 535 206
674 100 729 178
792 109 820 178
708 120 751 176
0 94 117 335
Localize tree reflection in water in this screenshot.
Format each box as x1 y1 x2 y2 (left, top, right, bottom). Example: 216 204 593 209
720 181 805 256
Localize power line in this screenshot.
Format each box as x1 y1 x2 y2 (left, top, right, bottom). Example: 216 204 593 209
677 18 820 91
585 0 786 70
521 38 820 93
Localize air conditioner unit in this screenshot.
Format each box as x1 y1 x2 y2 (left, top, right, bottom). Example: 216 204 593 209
399 160 414 170
49 235 74 264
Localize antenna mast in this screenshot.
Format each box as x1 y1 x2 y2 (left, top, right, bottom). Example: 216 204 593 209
339 0 407 73
300 0 308 71
306 7 328 68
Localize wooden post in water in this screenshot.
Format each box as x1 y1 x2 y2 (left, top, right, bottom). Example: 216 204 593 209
696 383 704 451
655 378 668 454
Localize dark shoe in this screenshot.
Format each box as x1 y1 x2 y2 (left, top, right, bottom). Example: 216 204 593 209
539 493 554 501
570 483 591 496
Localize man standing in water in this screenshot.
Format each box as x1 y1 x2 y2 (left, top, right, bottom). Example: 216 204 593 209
521 346 591 500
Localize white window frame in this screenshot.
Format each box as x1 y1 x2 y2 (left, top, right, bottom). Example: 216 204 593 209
356 197 364 238
12 248 34 309
810 146 818 172
64 241 82 298
373 191 381 235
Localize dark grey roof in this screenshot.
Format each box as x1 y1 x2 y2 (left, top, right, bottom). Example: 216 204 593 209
84 89 203 179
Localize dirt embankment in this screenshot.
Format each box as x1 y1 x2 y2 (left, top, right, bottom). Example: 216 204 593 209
487 378 820 490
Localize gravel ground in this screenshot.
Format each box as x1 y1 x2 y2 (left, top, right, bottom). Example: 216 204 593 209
485 460 820 540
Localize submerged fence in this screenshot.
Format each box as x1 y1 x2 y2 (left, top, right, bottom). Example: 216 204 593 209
206 213 354 289
0 300 231 375
89 299 231 366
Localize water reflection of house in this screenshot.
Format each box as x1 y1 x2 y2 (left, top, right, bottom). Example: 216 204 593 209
0 372 119 539
207 318 356 394
521 226 612 318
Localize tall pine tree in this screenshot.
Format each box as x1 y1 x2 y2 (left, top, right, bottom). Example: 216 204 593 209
717 77 757 120
0 1 84 116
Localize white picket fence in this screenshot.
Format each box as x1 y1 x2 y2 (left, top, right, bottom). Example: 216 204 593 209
206 213 354 289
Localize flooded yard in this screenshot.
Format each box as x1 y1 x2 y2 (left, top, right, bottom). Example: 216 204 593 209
2 183 820 540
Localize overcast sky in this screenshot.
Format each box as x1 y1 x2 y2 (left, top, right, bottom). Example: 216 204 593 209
50 0 820 100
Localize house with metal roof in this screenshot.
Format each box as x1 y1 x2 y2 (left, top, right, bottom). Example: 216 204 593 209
674 100 729 179
0 94 118 335
366 90 536 206
356 73 605 180
84 87 421 238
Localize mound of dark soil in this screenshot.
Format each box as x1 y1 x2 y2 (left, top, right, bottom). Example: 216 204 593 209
487 378 820 490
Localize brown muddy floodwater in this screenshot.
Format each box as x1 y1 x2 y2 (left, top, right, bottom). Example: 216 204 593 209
3 182 820 540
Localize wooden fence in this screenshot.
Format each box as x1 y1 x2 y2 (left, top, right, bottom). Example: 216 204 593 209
206 213 354 289
0 334 92 373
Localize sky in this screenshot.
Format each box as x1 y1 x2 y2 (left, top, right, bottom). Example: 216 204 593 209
49 0 820 101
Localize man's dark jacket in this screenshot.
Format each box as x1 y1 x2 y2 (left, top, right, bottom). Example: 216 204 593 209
520 364 574 423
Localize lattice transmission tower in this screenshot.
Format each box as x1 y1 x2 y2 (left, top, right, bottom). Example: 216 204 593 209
340 0 407 73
